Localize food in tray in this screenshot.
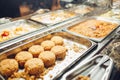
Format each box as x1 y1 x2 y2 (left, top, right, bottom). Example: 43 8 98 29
73 5 94 14
31 11 76 24
0 25 37 42
0 36 68 79
69 19 118 38
0 34 87 80
76 75 90 80
100 10 120 19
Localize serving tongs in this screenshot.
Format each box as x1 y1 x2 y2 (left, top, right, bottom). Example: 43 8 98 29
86 55 109 78
62 53 113 80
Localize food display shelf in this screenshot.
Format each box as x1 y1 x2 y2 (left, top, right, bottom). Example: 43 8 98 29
0 1 119 79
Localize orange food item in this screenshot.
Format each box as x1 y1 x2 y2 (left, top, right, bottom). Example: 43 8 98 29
69 19 118 38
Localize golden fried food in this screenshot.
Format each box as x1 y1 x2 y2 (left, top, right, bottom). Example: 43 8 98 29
69 19 118 38
41 40 55 50
25 58 44 75
77 75 90 80
51 46 66 59
0 59 18 77
28 45 44 57
15 51 33 68
39 51 56 67
51 36 64 45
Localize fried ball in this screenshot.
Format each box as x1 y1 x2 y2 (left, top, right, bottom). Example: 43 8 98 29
39 51 56 67
41 40 55 50
15 51 33 68
0 59 18 77
28 45 44 57
25 58 44 75
51 36 64 45
51 46 66 59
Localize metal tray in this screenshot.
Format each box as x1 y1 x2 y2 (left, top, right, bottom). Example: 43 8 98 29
30 10 78 25
62 54 113 80
68 5 94 15
0 32 97 80
64 17 120 42
0 17 11 25
0 19 45 44
99 9 120 21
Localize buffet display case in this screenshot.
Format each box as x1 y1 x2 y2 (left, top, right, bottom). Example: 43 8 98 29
0 0 119 80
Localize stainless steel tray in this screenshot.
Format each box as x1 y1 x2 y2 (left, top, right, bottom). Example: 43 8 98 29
0 19 45 44
62 54 113 80
30 10 78 25
0 32 97 80
68 5 94 15
99 9 120 21
64 17 120 42
0 17 11 25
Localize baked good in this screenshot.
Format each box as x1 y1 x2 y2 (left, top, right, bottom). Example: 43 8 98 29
25 58 44 75
41 40 55 50
51 36 64 45
0 59 18 77
28 45 44 57
39 51 56 67
51 46 66 59
15 51 33 68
